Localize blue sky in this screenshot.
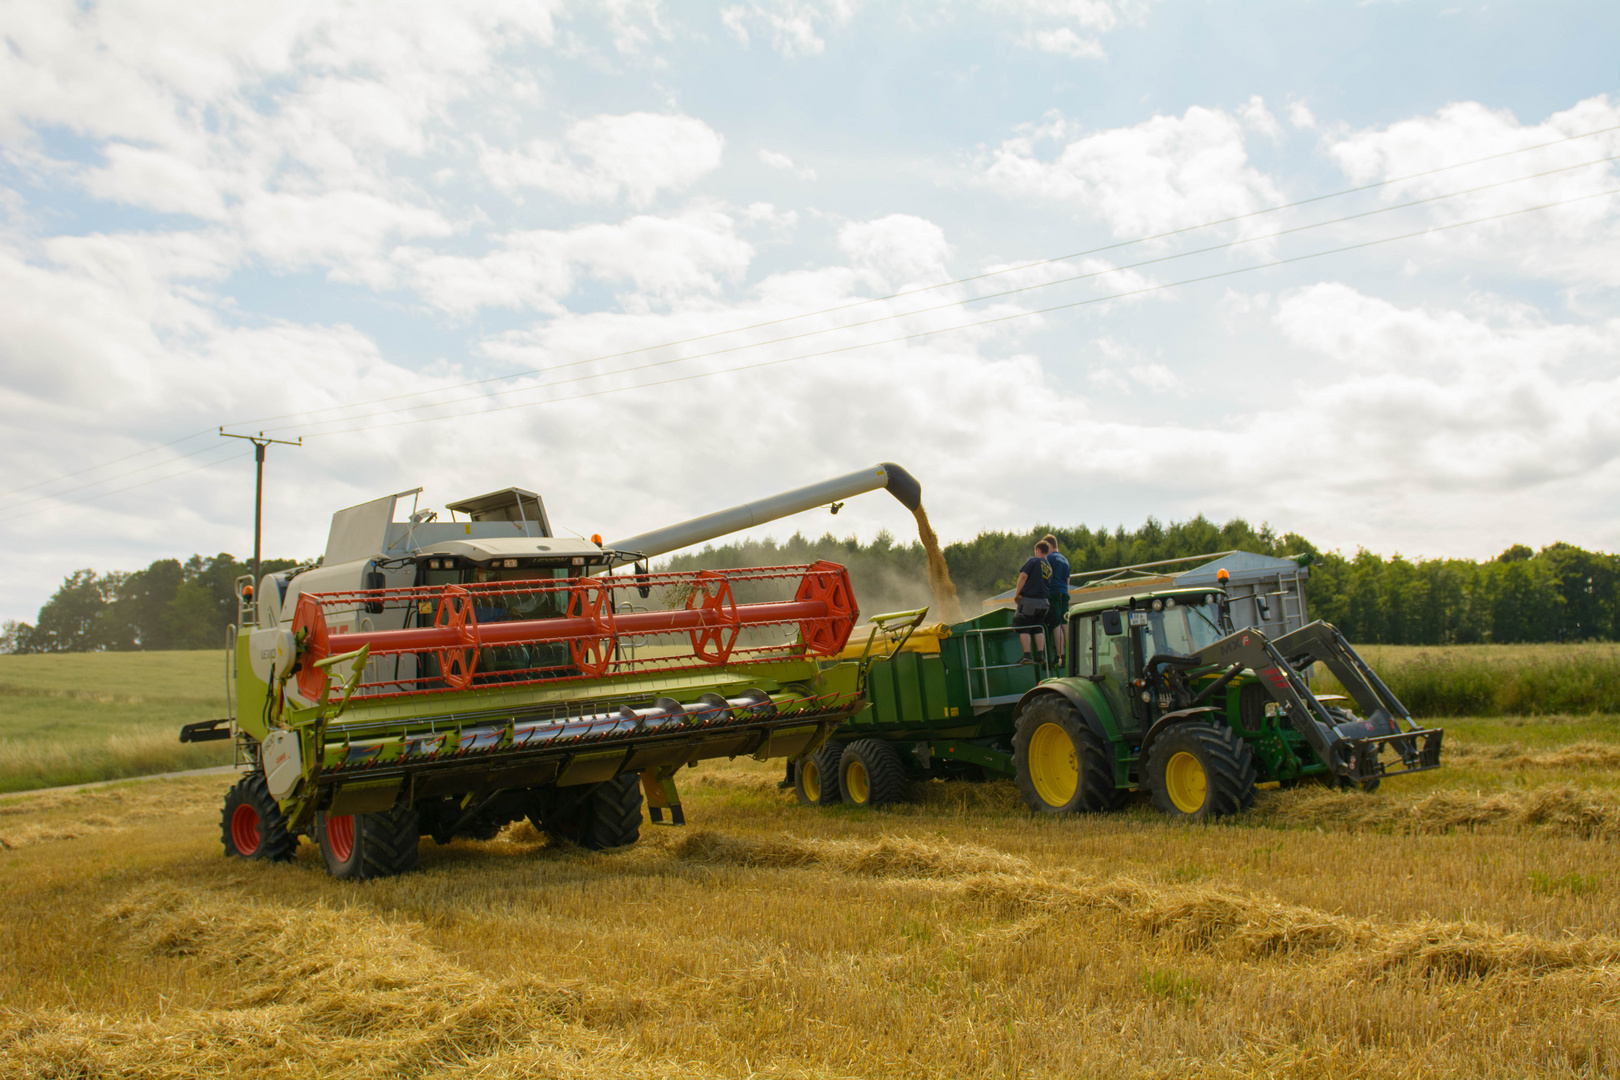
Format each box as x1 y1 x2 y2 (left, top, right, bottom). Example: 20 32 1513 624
2 1 1618 624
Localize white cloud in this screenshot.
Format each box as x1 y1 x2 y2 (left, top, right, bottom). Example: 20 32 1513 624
1326 96 1620 286
396 208 755 317
1024 27 1106 59
837 214 951 289
717 1 856 58
1287 100 1317 130
482 113 725 208
759 149 817 180
979 104 1285 237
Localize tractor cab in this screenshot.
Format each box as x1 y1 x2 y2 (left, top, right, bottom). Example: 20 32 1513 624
1068 587 1231 732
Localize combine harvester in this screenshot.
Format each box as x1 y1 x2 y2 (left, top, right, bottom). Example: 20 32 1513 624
797 575 1445 818
184 465 921 878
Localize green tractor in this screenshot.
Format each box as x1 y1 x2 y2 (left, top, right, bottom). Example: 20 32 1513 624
796 586 1442 818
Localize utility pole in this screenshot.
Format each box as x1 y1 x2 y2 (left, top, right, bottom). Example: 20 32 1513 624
220 428 302 585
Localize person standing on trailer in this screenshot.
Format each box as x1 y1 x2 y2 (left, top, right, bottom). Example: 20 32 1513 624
1013 540 1053 665
1042 534 1071 666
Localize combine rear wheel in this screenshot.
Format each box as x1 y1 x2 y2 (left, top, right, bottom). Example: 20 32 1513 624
1145 722 1257 820
531 773 644 849
1012 696 1123 814
317 802 420 879
838 739 909 808
221 772 297 861
795 741 844 806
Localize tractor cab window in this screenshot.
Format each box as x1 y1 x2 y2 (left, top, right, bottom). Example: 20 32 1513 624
1093 611 1137 730
1075 615 1096 676
1138 601 1227 660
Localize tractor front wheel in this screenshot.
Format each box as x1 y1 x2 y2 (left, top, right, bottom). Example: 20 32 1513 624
1145 723 1257 820
1012 695 1122 814
838 739 910 808
317 802 420 879
220 772 297 861
795 740 845 806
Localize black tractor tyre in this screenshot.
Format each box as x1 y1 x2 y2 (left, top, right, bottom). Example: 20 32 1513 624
221 771 297 861
1145 722 1258 820
530 773 643 850
795 741 845 806
1012 695 1124 815
838 739 910 808
317 802 421 879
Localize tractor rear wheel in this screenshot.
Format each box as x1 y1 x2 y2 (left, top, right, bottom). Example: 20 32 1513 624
838 739 910 808
220 771 297 861
530 773 644 849
1012 695 1123 814
317 802 420 879
1145 722 1257 820
795 741 844 806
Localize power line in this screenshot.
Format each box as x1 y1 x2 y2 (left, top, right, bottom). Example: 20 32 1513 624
257 156 1620 438
5 445 250 521
0 428 216 499
293 186 1620 439
220 121 1620 433
0 438 243 516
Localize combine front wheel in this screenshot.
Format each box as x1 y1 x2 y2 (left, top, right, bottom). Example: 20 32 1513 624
1012 696 1122 814
795 741 844 806
317 803 420 879
220 772 297 861
839 739 909 808
1145 723 1257 820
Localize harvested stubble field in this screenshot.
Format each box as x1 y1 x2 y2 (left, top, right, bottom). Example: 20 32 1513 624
3 656 1620 1078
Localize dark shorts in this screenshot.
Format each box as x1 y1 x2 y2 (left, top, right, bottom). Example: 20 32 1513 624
1046 591 1070 629
1012 611 1045 630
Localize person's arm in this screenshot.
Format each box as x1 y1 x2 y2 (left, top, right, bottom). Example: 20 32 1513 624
1015 571 1028 597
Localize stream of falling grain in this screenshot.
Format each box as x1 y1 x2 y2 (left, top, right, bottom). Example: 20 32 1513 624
912 506 964 623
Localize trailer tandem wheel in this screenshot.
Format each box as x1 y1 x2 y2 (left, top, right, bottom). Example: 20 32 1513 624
220 772 297 861
795 741 845 806
838 739 909 808
317 802 421 879
1012 696 1123 814
1144 722 1257 820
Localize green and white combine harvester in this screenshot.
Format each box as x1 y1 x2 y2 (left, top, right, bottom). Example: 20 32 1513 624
796 581 1444 817
183 465 923 878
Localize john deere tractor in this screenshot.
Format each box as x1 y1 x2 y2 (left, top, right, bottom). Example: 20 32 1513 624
797 585 1442 818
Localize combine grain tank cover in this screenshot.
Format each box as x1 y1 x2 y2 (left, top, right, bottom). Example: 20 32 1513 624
446 488 551 537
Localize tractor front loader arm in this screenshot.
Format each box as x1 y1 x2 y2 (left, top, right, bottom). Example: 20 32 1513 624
1193 622 1443 785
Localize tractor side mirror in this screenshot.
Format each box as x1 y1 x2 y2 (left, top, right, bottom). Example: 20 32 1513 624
1101 609 1123 636
634 561 651 600
1256 595 1272 621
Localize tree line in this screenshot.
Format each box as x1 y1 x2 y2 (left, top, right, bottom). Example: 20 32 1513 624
4 519 1617 652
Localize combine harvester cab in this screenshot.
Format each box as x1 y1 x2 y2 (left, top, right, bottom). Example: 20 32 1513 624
186 471 932 878
799 581 1443 819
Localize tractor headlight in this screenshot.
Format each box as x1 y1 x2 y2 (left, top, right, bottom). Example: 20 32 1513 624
1165 597 1176 608
1140 691 1152 702
1152 599 1163 612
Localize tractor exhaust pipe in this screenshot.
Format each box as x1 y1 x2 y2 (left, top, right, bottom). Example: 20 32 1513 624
607 463 921 567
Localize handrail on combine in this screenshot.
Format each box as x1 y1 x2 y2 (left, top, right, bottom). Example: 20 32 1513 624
289 562 858 702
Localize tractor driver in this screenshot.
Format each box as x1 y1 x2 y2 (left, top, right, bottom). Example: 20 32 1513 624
1013 540 1053 665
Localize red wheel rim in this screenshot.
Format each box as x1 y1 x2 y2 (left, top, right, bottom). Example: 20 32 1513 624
230 803 262 856
325 814 355 863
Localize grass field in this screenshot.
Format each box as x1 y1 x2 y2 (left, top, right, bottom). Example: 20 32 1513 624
2 652 1619 1077
0 651 234 792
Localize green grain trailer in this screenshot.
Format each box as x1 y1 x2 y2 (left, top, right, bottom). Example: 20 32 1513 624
795 585 1443 819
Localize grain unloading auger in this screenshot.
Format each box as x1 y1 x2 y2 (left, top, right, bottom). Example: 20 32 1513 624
188 464 921 878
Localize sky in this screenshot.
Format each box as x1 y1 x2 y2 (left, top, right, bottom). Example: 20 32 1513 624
2 0 1618 624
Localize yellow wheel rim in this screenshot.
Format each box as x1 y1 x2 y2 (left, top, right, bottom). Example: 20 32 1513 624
845 759 870 804
1164 751 1207 814
802 759 822 801
1028 722 1079 808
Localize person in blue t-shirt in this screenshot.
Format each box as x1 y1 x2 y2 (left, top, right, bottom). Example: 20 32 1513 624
1012 540 1053 664
1042 533 1071 666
